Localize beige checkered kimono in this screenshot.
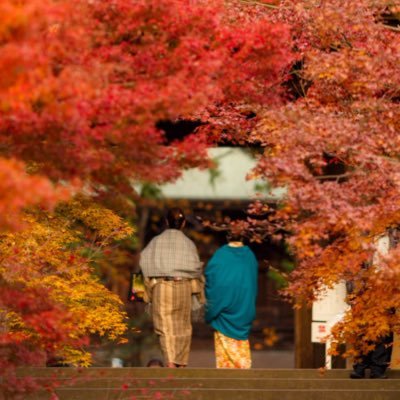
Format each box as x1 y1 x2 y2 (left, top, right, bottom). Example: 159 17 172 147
140 229 203 366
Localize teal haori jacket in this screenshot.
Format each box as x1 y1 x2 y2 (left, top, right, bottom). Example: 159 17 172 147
205 244 258 340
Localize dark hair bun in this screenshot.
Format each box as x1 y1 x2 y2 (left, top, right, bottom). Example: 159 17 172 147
166 208 185 229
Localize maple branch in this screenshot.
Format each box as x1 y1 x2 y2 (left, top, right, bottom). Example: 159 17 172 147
314 172 354 181
239 0 278 9
382 24 400 32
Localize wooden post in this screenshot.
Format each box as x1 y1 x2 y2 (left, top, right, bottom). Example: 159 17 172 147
391 333 400 368
294 304 314 368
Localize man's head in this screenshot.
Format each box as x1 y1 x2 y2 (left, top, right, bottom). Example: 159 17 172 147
146 358 164 368
166 207 186 230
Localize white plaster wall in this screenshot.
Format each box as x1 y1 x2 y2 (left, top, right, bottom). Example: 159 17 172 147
158 147 284 200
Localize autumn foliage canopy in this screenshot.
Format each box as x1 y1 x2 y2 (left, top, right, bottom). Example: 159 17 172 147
2 0 399 385
246 0 400 356
0 0 292 393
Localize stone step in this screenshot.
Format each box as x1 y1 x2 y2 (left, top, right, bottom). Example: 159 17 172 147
15 368 400 400
19 376 400 390
26 388 400 400
16 367 400 379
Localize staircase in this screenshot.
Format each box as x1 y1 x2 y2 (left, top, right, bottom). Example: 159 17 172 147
16 368 400 400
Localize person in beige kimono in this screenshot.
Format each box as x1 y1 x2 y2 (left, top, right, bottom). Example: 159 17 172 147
140 208 204 368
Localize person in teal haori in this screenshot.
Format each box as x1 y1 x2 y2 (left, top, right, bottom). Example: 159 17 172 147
205 232 258 368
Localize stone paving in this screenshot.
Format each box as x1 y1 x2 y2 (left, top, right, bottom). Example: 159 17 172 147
189 348 294 368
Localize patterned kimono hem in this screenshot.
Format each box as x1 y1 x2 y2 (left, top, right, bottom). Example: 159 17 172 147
214 330 251 369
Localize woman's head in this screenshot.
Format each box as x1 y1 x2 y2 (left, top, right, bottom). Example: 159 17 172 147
166 208 186 229
227 230 244 243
